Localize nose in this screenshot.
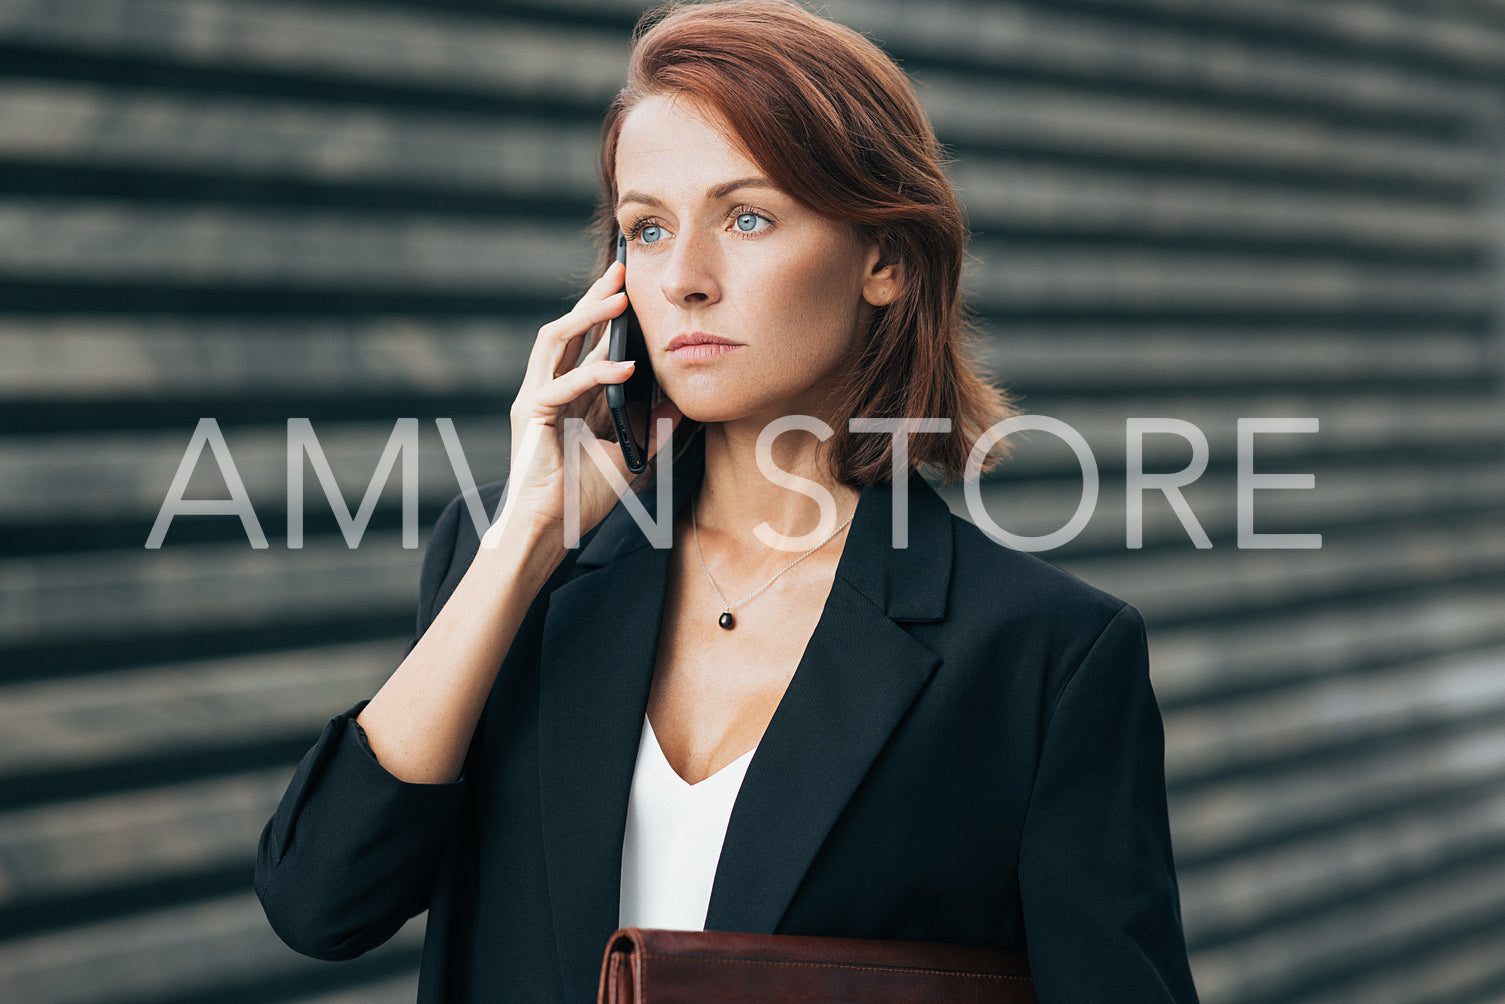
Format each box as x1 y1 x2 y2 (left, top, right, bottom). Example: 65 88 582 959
659 229 721 308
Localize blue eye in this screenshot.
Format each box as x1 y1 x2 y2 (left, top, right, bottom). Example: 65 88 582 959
639 224 665 244
734 213 766 233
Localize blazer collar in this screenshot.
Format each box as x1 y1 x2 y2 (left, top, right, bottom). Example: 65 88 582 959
536 432 953 1002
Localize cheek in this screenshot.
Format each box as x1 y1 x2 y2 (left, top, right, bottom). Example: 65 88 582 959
624 266 650 303
759 250 868 346
625 272 663 333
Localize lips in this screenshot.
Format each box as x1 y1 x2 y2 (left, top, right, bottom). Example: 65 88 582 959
666 332 745 362
666 332 742 352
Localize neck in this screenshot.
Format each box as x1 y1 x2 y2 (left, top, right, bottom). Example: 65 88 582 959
691 416 860 561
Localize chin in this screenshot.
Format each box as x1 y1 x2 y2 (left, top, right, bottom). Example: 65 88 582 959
670 399 747 426
658 379 752 425
661 375 829 430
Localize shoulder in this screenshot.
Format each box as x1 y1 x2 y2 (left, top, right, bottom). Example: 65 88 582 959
415 479 596 631
413 482 504 630
415 478 620 620
430 480 510 554
944 509 1132 637
925 507 1145 710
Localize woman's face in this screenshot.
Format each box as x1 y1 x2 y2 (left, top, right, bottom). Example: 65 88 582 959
612 94 895 427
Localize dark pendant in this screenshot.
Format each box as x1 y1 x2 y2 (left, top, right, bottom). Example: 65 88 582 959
718 611 736 630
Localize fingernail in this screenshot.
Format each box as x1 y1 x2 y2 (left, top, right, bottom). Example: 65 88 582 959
613 359 635 369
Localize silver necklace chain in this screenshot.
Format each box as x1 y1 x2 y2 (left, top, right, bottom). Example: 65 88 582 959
691 495 854 629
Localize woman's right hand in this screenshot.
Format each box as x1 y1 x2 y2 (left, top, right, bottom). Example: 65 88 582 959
353 261 680 782
491 259 682 550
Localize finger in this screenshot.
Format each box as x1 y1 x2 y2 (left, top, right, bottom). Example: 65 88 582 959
557 306 619 380
527 290 628 387
522 262 626 386
558 310 627 392
560 330 622 422
526 358 636 412
583 323 614 362
556 262 629 375
582 258 627 300
580 384 612 437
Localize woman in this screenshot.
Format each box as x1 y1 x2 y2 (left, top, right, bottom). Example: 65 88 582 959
256 2 1199 1001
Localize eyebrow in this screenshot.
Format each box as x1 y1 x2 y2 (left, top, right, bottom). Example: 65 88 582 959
616 176 779 213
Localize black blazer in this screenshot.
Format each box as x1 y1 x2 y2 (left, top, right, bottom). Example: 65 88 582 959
256 440 1198 1003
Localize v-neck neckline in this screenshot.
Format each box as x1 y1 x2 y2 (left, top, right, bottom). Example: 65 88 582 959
643 714 757 789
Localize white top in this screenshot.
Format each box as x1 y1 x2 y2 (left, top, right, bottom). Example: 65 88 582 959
618 714 757 931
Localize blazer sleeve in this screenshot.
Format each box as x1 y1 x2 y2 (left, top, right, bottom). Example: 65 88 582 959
254 493 470 961
1017 603 1200 1003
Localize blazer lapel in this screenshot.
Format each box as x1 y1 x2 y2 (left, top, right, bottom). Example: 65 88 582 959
705 471 953 934
536 450 694 1002
536 439 955 996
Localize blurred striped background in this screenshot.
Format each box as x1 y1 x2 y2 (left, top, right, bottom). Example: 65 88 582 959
1 1 1504 1001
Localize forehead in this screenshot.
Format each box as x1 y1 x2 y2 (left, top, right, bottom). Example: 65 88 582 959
615 94 762 194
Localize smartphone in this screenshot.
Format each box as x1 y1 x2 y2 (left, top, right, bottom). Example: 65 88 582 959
604 231 657 473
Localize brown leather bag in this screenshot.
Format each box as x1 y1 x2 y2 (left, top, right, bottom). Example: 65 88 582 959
597 926 1037 1003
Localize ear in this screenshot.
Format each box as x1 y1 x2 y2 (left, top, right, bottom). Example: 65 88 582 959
860 242 904 307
